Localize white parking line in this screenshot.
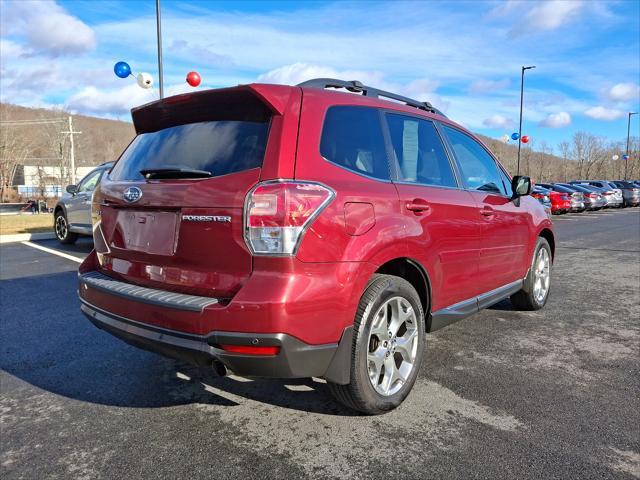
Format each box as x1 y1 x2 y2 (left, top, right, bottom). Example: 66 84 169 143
21 241 82 264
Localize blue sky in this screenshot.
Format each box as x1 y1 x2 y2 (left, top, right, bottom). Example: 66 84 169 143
1 0 639 152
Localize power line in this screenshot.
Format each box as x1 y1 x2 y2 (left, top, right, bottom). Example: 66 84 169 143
0 118 67 126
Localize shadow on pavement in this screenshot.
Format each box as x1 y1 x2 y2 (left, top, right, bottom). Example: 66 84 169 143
0 270 355 416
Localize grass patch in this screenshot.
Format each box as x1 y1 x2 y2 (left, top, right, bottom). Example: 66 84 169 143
0 214 54 235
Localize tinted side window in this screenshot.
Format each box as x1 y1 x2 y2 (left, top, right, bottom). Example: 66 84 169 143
442 126 506 195
320 106 390 180
385 114 457 187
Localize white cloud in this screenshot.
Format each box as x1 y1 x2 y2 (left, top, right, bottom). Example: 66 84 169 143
483 114 514 129
65 84 156 116
469 78 510 95
257 63 385 87
1 0 96 57
491 0 585 37
257 63 447 111
539 111 572 128
606 83 640 102
64 81 205 117
169 40 234 68
584 106 625 121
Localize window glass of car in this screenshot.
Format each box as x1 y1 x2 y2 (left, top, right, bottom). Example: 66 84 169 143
384 114 457 187
320 106 390 180
110 121 270 181
498 167 513 197
77 169 103 193
442 126 506 195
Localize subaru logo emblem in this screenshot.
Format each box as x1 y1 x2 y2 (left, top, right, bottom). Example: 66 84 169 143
123 186 142 203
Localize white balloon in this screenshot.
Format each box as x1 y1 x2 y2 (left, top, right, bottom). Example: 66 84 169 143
612 154 619 161
500 134 510 143
137 72 154 89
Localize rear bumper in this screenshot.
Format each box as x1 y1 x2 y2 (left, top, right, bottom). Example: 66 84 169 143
81 300 352 383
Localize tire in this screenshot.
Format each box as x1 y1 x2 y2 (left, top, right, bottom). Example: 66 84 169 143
328 274 425 415
510 237 552 311
54 211 78 245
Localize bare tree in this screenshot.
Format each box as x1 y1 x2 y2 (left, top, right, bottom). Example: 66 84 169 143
0 126 31 202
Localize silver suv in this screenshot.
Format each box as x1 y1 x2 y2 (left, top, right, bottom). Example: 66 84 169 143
53 162 113 244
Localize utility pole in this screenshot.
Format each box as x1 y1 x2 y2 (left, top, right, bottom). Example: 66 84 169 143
61 116 82 184
517 65 535 175
625 112 638 180
156 0 164 99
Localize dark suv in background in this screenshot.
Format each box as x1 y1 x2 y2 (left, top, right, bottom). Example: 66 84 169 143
78 79 553 414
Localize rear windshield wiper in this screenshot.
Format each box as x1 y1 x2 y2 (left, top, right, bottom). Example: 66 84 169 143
140 168 212 179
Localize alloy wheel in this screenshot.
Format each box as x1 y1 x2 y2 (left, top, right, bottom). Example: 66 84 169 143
367 296 418 396
532 247 550 303
55 215 68 240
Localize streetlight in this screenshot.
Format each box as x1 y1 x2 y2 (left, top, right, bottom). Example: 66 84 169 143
517 65 536 175
156 0 164 99
625 112 638 180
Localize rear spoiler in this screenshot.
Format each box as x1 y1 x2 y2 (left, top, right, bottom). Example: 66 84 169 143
131 84 298 134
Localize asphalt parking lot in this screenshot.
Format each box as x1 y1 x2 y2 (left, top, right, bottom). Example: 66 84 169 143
1 208 639 480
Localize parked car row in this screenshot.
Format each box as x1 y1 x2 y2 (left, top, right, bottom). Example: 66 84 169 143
533 180 640 215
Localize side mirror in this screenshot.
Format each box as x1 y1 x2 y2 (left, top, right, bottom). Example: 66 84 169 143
66 184 78 195
511 175 532 198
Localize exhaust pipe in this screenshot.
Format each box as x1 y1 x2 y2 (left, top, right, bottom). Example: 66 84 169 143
211 360 227 377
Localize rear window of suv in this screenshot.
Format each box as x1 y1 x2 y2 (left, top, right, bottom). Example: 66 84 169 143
110 120 270 181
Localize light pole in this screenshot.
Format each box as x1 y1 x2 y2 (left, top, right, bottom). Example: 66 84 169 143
156 0 164 99
517 65 535 175
625 112 638 180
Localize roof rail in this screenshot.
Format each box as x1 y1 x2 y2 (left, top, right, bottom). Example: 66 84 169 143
297 78 446 117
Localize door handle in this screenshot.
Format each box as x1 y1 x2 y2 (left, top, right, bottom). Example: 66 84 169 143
405 199 430 213
480 206 495 217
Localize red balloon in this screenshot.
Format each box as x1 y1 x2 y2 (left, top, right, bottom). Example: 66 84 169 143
521 135 529 144
186 71 201 87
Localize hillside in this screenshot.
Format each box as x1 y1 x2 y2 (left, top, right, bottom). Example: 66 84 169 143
0 103 135 168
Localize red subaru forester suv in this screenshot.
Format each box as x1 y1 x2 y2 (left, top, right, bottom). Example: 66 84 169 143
79 79 554 414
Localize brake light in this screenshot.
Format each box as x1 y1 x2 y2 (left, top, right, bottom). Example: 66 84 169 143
220 344 280 356
244 181 335 255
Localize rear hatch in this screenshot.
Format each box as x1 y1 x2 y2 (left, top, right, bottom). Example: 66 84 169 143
92 87 293 298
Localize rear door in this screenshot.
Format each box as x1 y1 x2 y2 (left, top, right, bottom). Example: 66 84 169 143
441 125 530 292
383 113 482 309
93 87 299 298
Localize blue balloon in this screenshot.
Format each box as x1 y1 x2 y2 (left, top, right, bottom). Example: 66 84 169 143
114 61 131 79
511 132 520 140
622 154 630 160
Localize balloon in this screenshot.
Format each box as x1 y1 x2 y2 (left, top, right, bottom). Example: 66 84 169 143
612 154 619 161
622 154 630 160
500 134 510 143
186 71 201 87
521 135 529 144
114 61 131 78
137 72 153 89
511 132 519 140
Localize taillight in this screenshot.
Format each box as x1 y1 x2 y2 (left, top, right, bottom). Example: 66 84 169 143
244 180 335 255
